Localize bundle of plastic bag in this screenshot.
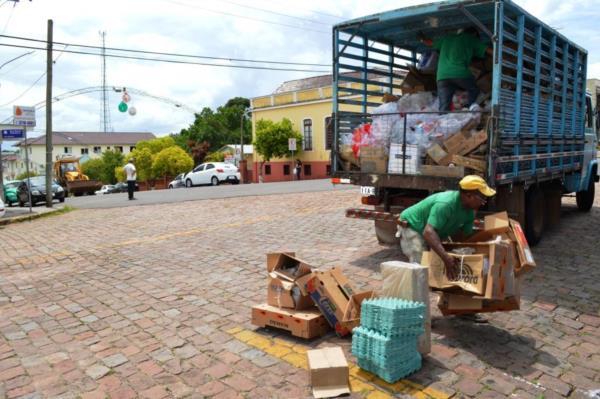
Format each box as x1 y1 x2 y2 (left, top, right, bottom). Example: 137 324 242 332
433 104 481 139
371 102 401 146
397 92 436 113
352 123 372 158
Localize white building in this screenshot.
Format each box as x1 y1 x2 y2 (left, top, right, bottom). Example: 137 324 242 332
16 131 155 175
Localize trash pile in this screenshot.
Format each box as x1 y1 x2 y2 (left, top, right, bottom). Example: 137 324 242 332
339 55 494 178
352 298 425 383
251 252 373 339
421 212 537 315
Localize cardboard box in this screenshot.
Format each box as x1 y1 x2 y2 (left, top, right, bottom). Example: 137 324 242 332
426 143 450 165
251 303 330 339
266 253 314 310
360 146 388 174
420 164 465 178
466 212 510 243
450 154 486 172
443 130 487 156
509 219 536 274
305 267 373 337
307 347 350 398
438 292 520 316
339 144 359 167
422 251 486 295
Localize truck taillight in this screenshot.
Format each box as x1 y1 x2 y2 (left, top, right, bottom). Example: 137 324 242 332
361 196 381 206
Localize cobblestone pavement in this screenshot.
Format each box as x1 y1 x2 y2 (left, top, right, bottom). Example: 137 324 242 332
0 189 598 399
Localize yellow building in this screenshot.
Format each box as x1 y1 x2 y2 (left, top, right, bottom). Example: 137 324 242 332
250 73 393 182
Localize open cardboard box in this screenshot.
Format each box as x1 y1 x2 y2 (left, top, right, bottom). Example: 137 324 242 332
307 347 350 398
304 267 373 337
422 251 487 295
266 252 315 310
251 303 330 339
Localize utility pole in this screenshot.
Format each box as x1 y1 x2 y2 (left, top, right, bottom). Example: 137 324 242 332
100 31 111 132
45 19 53 207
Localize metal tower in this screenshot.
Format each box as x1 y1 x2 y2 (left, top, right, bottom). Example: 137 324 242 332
99 31 112 132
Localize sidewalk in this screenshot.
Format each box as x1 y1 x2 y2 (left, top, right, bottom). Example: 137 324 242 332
0 205 64 226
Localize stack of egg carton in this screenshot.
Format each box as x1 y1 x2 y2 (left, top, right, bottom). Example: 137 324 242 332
351 297 425 383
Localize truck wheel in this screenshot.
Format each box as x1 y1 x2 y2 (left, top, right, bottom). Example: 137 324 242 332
576 177 595 212
525 186 545 246
374 220 400 246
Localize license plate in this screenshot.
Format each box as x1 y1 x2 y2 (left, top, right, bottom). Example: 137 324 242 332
360 186 375 196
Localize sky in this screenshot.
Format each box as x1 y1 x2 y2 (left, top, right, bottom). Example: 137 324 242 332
1 0 600 146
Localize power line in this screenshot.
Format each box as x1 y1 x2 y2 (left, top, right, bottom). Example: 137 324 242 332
0 34 330 67
260 0 344 21
217 0 331 26
1 0 15 34
0 42 330 73
160 0 329 34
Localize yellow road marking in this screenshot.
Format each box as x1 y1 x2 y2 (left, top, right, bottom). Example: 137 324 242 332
228 327 452 399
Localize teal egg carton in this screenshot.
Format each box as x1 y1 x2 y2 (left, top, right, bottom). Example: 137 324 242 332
360 297 426 336
356 353 422 383
352 326 421 359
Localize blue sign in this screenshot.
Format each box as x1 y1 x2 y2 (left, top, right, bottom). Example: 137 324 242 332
13 120 35 127
2 129 25 139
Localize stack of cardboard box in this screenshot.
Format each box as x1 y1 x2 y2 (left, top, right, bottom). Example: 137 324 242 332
251 253 373 339
423 129 488 178
421 212 536 315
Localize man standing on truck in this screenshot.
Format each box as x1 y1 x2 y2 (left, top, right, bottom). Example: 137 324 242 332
396 175 495 277
123 158 137 201
418 27 492 111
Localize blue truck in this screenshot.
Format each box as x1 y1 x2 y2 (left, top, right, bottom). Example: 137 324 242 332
331 0 598 245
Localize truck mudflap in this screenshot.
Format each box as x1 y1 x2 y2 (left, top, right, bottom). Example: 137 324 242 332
345 208 397 222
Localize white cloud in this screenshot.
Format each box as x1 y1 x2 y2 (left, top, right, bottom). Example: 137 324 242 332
1 0 598 143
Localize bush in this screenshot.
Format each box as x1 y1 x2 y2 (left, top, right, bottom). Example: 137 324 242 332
152 146 194 177
81 158 104 182
15 171 38 180
204 151 225 162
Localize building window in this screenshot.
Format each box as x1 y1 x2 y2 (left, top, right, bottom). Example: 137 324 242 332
265 164 271 175
283 164 290 175
325 116 333 150
29 147 32 154
115 146 123 153
93 146 101 154
63 147 71 154
326 164 331 176
106 146 111 151
303 119 313 151
304 164 312 176
81 148 89 155
130 146 135 152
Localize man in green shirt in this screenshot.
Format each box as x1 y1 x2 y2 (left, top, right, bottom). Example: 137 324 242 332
396 175 496 278
418 27 492 111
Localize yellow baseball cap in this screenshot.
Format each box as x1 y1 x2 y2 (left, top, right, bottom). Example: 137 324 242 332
459 175 496 197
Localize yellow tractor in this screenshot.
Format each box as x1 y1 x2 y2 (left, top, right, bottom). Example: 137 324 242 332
53 156 102 196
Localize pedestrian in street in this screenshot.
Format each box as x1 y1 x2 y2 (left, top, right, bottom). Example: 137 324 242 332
418 27 492 111
123 158 137 200
295 159 302 180
396 175 496 275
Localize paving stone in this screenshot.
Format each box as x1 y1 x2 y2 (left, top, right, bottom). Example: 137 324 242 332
85 364 111 380
102 353 128 368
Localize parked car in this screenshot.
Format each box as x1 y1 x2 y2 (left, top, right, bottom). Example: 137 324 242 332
185 162 240 187
3 180 21 207
95 185 116 195
0 198 5 218
112 181 139 193
168 173 186 189
17 176 66 206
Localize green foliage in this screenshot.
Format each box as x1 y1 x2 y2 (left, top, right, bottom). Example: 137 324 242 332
15 171 38 180
254 118 302 162
115 166 125 182
80 158 104 182
172 97 251 163
136 136 175 154
204 151 225 162
100 150 124 184
125 147 154 182
152 146 194 177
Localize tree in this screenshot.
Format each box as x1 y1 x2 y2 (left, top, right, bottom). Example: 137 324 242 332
254 118 302 162
152 146 194 178
136 136 175 154
204 151 225 162
100 150 124 184
125 147 153 182
81 158 104 182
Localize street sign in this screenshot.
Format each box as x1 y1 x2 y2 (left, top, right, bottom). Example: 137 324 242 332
288 138 297 151
1 128 25 140
13 105 36 127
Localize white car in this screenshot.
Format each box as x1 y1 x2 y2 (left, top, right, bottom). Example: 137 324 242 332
0 198 5 218
95 185 115 195
185 162 240 187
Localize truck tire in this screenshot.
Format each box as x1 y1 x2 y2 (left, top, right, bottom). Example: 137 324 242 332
374 220 399 246
576 177 595 212
525 186 545 246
